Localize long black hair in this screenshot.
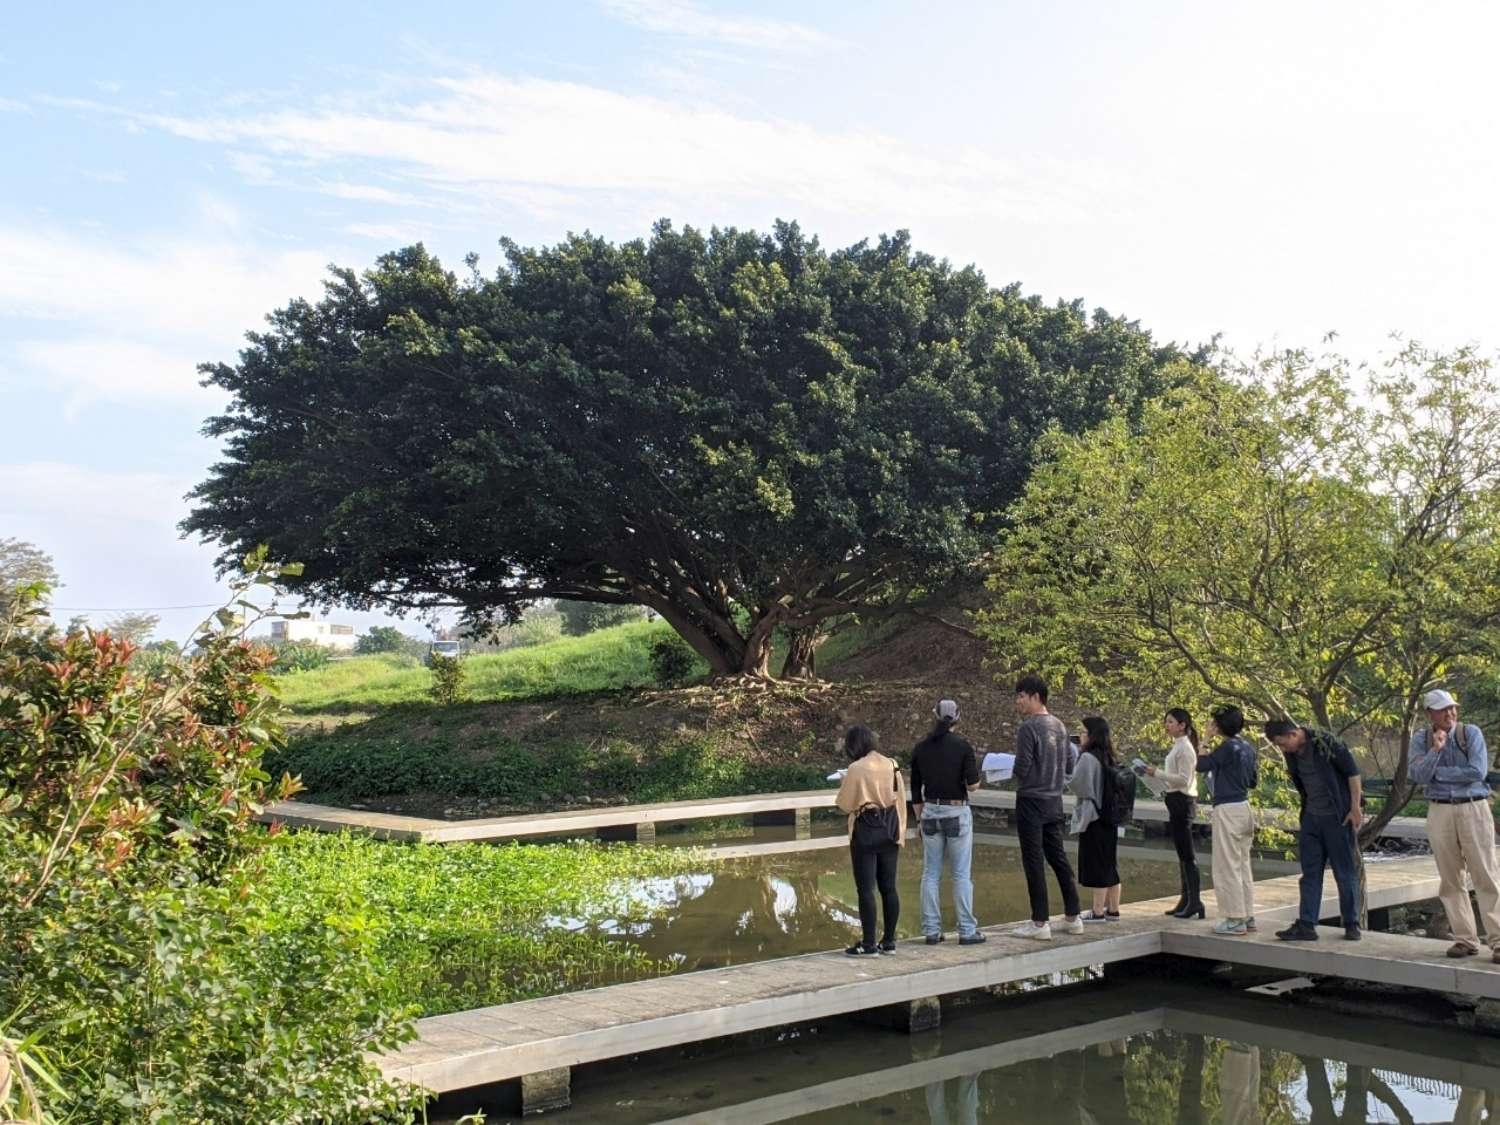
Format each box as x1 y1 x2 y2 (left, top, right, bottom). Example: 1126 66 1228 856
1166 707 1200 751
1082 716 1117 767
844 724 880 761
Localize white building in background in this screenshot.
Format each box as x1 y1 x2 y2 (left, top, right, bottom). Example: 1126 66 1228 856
268 619 357 651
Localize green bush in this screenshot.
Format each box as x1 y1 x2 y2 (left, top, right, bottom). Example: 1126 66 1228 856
356 625 419 655
0 571 421 1124
428 652 467 704
558 601 645 636
268 728 827 808
269 638 334 673
649 632 698 686
261 833 686 1015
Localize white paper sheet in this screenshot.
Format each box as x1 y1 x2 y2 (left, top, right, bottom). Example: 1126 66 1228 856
827 769 847 783
980 751 1015 783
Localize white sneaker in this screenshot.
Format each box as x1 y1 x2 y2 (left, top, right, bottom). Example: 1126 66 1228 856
1058 916 1086 936
1012 920 1052 941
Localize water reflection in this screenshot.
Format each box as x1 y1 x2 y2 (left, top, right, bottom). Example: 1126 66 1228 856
595 847 1187 971
471 981 1500 1124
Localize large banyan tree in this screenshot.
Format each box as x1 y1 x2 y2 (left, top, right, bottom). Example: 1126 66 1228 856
185 220 1185 678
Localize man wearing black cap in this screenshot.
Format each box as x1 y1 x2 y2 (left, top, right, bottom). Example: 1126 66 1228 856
910 698 984 945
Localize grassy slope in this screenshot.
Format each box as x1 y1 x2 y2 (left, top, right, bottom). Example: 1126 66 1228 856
266 609 993 814
275 619 687 716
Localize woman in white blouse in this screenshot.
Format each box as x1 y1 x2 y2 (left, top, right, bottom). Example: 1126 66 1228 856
1146 708 1202 918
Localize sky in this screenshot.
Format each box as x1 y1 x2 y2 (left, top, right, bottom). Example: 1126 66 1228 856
3 0 1498 643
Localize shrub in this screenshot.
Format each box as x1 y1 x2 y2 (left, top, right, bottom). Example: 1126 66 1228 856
649 632 697 686
269 638 334 673
0 567 421 1124
428 651 467 703
558 601 645 636
356 625 418 655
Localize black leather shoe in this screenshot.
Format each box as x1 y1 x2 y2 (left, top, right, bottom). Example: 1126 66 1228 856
958 932 988 946
845 943 879 956
924 933 945 945
1344 926 1362 941
1275 923 1318 941
878 940 897 954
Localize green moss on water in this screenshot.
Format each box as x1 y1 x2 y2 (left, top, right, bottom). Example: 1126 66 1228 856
261 832 693 1016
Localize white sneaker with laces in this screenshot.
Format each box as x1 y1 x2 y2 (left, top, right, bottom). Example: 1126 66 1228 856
1012 920 1052 941
1058 916 1086 936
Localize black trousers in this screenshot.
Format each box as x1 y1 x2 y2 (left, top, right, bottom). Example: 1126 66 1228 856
850 840 900 946
1164 792 1199 868
1016 795 1080 923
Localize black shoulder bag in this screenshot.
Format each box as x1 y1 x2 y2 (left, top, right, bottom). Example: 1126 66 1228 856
853 764 902 847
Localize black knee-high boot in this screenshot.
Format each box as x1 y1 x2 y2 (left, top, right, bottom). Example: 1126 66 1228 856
1173 861 1204 919
1164 860 1188 915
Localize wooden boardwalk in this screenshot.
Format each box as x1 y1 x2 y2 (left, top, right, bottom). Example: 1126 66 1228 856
263 787 1443 843
381 853 1477 1104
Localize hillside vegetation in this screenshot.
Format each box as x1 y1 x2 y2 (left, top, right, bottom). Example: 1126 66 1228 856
265 608 1015 817
275 618 679 716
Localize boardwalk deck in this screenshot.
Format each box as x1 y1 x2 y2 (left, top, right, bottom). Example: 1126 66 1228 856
381 853 1473 1100
263 787 1445 843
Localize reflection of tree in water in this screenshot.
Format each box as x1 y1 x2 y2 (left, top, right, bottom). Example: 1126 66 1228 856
1123 1035 1305 1125
619 857 863 970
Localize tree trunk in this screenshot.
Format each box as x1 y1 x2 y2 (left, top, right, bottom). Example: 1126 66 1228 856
1359 716 1415 848
780 628 824 680
740 622 775 678
645 598 741 677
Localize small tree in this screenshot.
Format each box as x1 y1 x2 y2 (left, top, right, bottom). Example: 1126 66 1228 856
429 652 467 703
558 601 645 636
977 344 1500 844
356 625 411 654
0 540 58 629
104 611 159 646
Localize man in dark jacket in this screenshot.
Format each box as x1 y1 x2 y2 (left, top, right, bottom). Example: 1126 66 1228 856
1264 719 1364 941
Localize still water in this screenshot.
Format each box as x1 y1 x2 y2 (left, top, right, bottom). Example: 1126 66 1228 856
473 979 1500 1123
597 835 1286 971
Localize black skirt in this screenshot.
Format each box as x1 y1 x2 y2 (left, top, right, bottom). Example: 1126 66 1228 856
1079 818 1120 888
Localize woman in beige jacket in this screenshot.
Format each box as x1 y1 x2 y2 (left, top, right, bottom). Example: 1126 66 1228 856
834 725 908 955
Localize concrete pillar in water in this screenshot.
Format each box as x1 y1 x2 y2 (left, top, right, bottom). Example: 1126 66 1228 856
520 1067 571 1116
596 821 655 843
794 807 812 840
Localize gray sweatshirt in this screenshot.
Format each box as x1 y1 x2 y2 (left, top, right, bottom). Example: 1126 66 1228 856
1015 712 1069 800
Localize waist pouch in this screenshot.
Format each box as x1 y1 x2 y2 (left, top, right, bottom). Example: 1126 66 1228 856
922 817 964 839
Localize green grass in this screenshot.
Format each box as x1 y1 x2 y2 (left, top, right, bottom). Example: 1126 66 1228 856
260 832 692 1015
273 618 693 715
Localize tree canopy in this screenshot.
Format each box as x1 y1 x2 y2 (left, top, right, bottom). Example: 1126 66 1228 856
976 343 1500 840
0 539 58 629
186 221 1183 677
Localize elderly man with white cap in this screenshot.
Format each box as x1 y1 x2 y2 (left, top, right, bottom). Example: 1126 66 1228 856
1408 688 1500 961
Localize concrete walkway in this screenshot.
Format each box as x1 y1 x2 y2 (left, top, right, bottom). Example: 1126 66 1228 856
263 787 1444 843
381 853 1474 1101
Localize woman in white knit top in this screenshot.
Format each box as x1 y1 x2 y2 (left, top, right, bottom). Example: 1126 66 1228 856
1145 708 1203 918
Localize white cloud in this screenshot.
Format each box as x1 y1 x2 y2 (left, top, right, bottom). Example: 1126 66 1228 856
344 222 429 242
598 0 834 52
0 97 28 114
0 221 330 411
66 77 1095 226
14 338 211 410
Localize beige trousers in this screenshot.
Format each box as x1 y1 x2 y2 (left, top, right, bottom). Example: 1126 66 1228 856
1211 801 1257 920
1427 800 1500 951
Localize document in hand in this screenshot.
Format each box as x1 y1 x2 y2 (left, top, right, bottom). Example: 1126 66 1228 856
826 769 848 783
1133 757 1169 797
981 752 1016 783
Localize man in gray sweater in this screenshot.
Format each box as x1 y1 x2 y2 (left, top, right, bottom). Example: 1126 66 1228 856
1011 673 1082 940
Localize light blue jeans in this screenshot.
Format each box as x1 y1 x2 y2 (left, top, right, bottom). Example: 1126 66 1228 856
920 805 977 938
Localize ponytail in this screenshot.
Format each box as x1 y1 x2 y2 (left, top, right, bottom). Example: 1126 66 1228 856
1167 708 1200 752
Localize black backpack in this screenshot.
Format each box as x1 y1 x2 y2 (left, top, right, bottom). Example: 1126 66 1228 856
1100 762 1138 827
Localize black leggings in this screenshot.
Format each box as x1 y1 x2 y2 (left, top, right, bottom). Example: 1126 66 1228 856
1165 792 1199 869
850 841 900 946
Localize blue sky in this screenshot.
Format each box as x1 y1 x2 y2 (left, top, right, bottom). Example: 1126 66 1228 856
3 0 1498 641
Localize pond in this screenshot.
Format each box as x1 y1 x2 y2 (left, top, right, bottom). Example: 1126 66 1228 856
597 833 1290 972
454 977 1500 1123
